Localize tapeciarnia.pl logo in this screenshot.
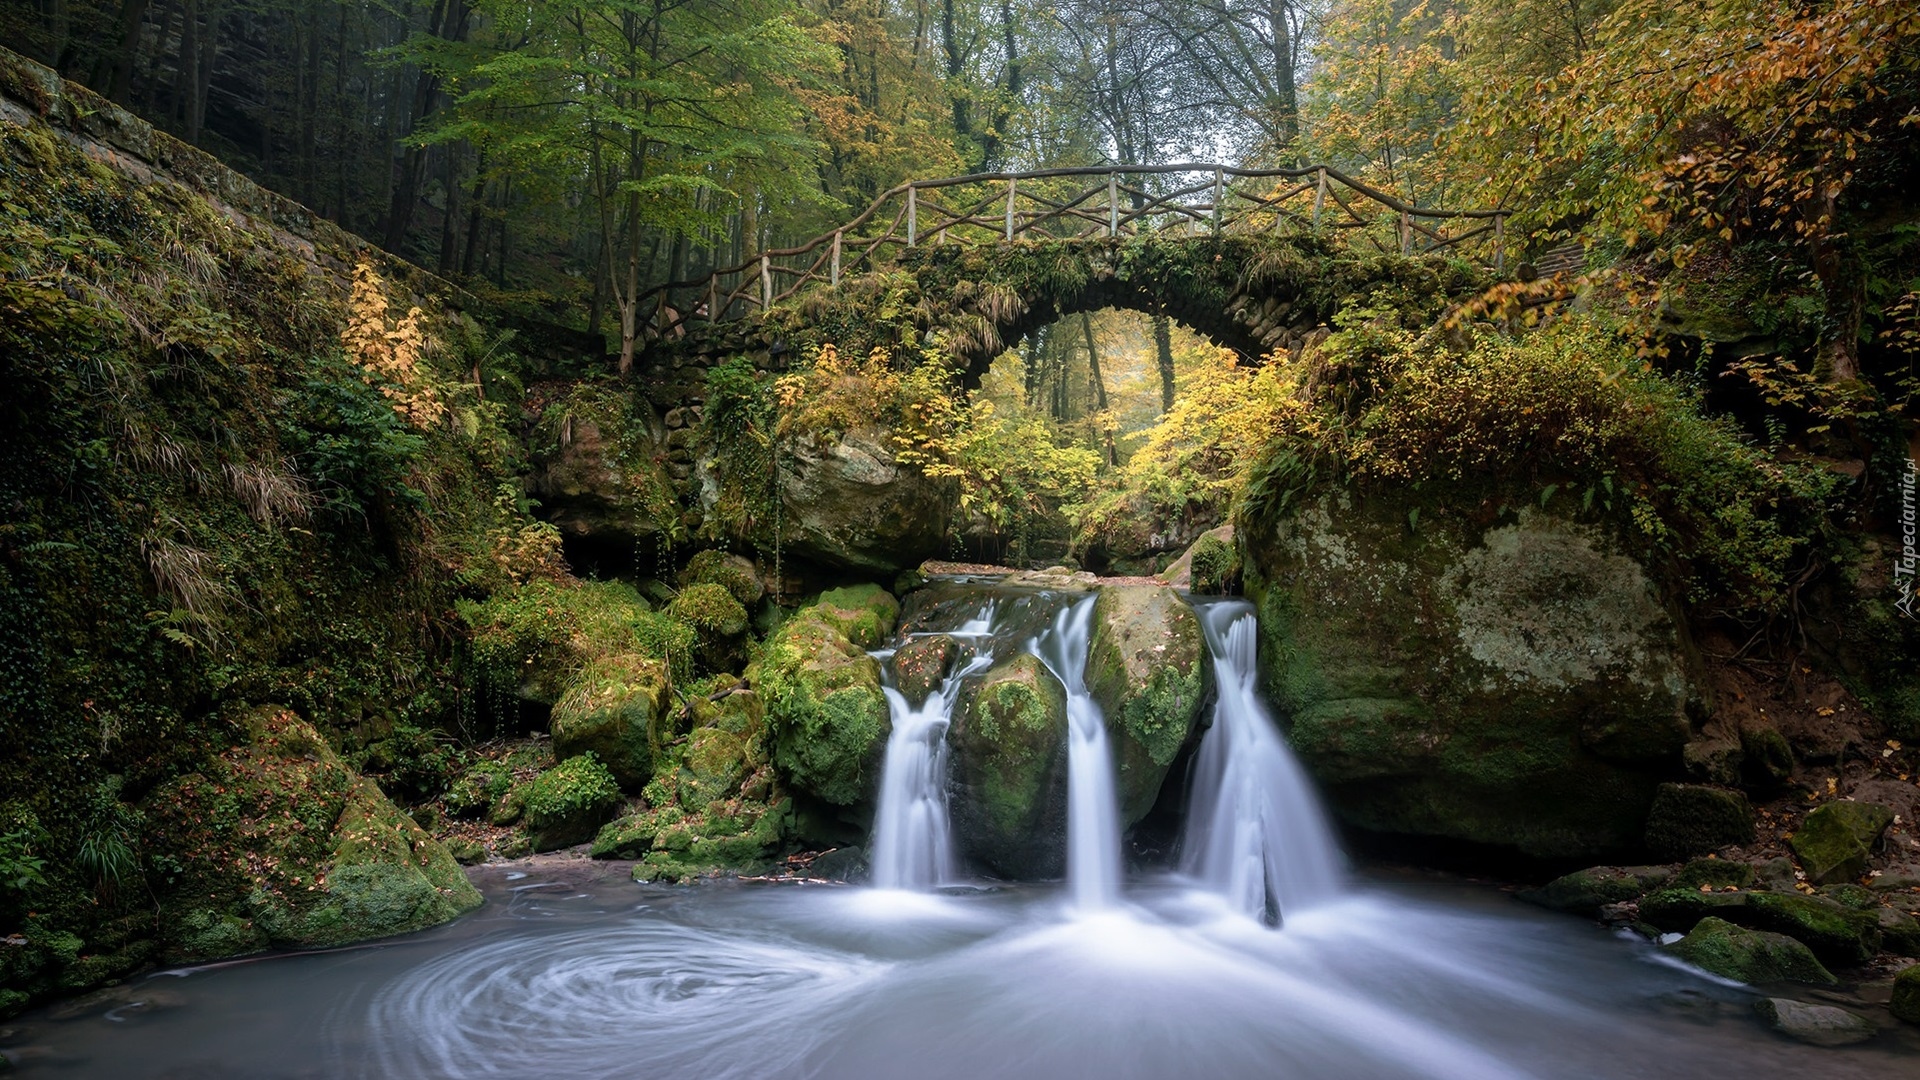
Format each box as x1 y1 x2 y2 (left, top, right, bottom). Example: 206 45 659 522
1899 456 1917 619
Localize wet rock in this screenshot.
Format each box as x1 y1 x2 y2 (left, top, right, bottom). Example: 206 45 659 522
809 846 869 883
1242 497 1700 858
550 653 672 789
1644 784 1755 860
1670 858 1754 892
1893 965 1920 1024
1158 525 1237 592
756 601 890 806
444 838 487 865
1518 865 1674 916
950 653 1070 879
529 394 673 550
891 634 958 706
1639 889 1881 965
1664 917 1835 985
1790 801 1894 885
1085 585 1209 826
1879 908 1920 957
1752 998 1876 1046
1756 856 1799 892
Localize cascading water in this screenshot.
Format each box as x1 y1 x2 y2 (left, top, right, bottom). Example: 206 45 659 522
1029 595 1123 910
1181 599 1344 925
869 605 996 890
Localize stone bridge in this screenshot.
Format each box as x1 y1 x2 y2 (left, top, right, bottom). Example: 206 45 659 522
636 164 1504 407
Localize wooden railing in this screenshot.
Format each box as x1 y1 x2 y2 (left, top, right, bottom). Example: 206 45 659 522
641 164 1506 336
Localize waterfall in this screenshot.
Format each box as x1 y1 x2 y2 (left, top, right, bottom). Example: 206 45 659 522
1181 600 1344 924
869 606 996 890
1029 596 1123 911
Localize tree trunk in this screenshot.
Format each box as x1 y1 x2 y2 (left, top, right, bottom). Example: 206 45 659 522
104 0 149 103
1153 313 1175 414
1081 312 1116 465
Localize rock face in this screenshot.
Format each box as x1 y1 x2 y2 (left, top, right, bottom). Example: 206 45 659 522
949 653 1071 879
530 396 673 550
1085 585 1210 825
1790 801 1894 885
549 653 672 788
755 590 897 806
143 709 482 956
1665 918 1836 985
1752 998 1877 1046
702 426 951 575
1242 494 1702 857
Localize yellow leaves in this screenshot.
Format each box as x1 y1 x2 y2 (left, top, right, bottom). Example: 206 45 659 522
342 258 443 428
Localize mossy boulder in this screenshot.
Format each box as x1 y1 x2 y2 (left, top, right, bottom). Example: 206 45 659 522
1639 888 1882 965
1242 496 1700 858
528 387 674 550
668 582 750 671
549 653 672 788
1517 864 1675 916
756 606 890 806
1670 858 1755 892
630 796 791 882
892 634 958 706
443 761 513 819
591 813 660 859
458 579 689 708
143 709 481 956
1893 965 1920 1024
713 425 950 575
1878 908 1920 957
680 549 765 607
1790 801 1894 885
1664 917 1836 985
1644 784 1755 860
520 753 624 850
810 584 901 650
1085 585 1209 825
1158 525 1237 592
949 653 1071 879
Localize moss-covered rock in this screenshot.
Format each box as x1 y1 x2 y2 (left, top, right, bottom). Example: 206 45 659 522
458 579 691 708
528 384 675 550
1790 801 1894 885
680 550 765 607
443 761 513 819
892 634 958 706
1664 917 1836 985
1879 908 1920 957
756 607 890 806
142 709 481 956
1644 784 1755 860
1670 858 1754 892
668 582 750 672
810 584 901 650
549 652 672 789
1639 888 1881 965
632 797 791 882
1518 865 1675 916
1892 965 1920 1024
950 653 1071 879
520 753 624 850
1242 495 1700 858
591 813 659 859
1158 525 1238 593
1085 585 1209 825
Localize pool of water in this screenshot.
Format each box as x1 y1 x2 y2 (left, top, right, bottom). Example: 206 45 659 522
5 864 1913 1078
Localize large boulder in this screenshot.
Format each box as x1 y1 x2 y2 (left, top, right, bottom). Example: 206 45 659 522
1639 889 1882 966
1752 998 1877 1046
892 634 959 706
1085 585 1210 825
756 598 893 806
549 652 672 788
1790 801 1894 885
144 709 482 956
1644 784 1756 859
1242 495 1703 857
1665 917 1836 985
1518 864 1674 916
529 390 674 549
949 653 1072 879
701 426 951 575
520 753 624 850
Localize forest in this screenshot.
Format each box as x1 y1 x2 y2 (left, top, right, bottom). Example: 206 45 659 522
2 0 1920 1072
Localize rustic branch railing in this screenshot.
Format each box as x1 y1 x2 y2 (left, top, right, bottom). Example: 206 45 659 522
641 163 1507 338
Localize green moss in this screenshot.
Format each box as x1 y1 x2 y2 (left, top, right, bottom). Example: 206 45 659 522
166 909 268 964
549 652 672 789
1644 784 1755 860
754 612 888 806
1790 801 1894 885
443 761 513 819
808 584 900 650
1664 917 1836 985
1517 865 1675 916
1187 534 1242 595
1085 586 1207 825
680 550 764 607
669 582 749 636
949 653 1069 872
1640 888 1882 966
520 753 624 851
1893 965 1920 1024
